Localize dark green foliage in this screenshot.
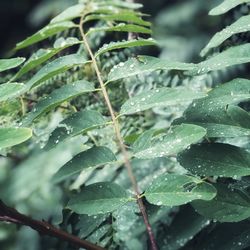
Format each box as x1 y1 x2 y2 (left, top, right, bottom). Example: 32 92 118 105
0 0 250 249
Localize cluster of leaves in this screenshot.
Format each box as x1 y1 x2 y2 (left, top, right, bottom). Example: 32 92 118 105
0 0 250 249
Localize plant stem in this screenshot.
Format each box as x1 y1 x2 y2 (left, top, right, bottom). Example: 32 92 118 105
79 17 158 250
0 200 104 250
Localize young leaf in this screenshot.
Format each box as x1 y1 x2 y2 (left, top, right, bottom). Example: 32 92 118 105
87 23 152 36
107 56 196 83
145 174 216 206
14 37 81 80
133 124 206 159
0 128 32 149
68 182 130 215
178 143 250 178
15 21 76 50
187 44 250 76
201 15 250 56
45 110 106 150
95 38 157 57
84 12 151 27
0 57 25 72
22 81 95 126
120 87 206 115
0 83 26 102
209 0 250 16
192 184 250 222
50 4 85 23
53 146 117 183
26 54 89 89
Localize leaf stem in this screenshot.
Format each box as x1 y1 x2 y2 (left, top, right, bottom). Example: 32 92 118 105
79 16 158 250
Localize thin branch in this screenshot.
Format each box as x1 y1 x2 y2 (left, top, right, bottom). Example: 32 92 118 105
78 16 158 250
0 200 105 250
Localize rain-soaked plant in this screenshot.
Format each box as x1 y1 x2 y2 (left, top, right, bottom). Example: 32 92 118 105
0 0 250 249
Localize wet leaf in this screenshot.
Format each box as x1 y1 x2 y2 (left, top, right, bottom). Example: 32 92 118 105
178 143 250 178
45 110 106 150
68 182 130 215
22 80 95 125
201 15 250 56
120 87 206 115
145 174 216 206
108 56 196 82
209 0 250 16
187 44 250 75
16 21 76 50
95 38 156 57
133 124 206 159
192 184 250 222
53 146 117 183
0 57 25 72
0 128 32 149
0 83 26 102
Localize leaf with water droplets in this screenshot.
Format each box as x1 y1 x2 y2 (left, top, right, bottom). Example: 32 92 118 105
51 4 85 23
26 54 89 89
0 57 25 72
192 183 250 222
188 44 250 75
178 143 250 178
108 56 196 82
145 174 216 206
45 110 106 150
133 124 206 159
0 83 27 102
87 23 152 36
68 182 130 215
14 38 81 80
174 79 250 137
15 21 76 50
53 146 117 183
201 15 250 56
84 11 150 27
209 0 250 16
0 128 32 150
22 81 95 126
95 38 156 57
120 87 206 115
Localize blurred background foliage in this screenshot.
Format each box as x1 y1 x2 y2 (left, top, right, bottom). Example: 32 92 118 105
0 0 250 249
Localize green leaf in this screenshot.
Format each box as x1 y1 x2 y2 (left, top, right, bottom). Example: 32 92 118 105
0 57 25 72
163 206 210 250
192 184 250 222
133 124 206 159
107 56 196 83
45 110 106 150
14 37 81 80
209 0 250 16
15 21 76 50
145 174 216 206
22 81 95 126
84 12 150 27
50 4 85 23
120 87 206 115
178 143 250 178
95 38 156 57
68 182 130 215
101 0 142 9
0 128 32 149
174 79 250 137
187 44 250 75
87 24 152 36
26 54 89 89
201 15 250 56
0 83 26 102
53 146 117 183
